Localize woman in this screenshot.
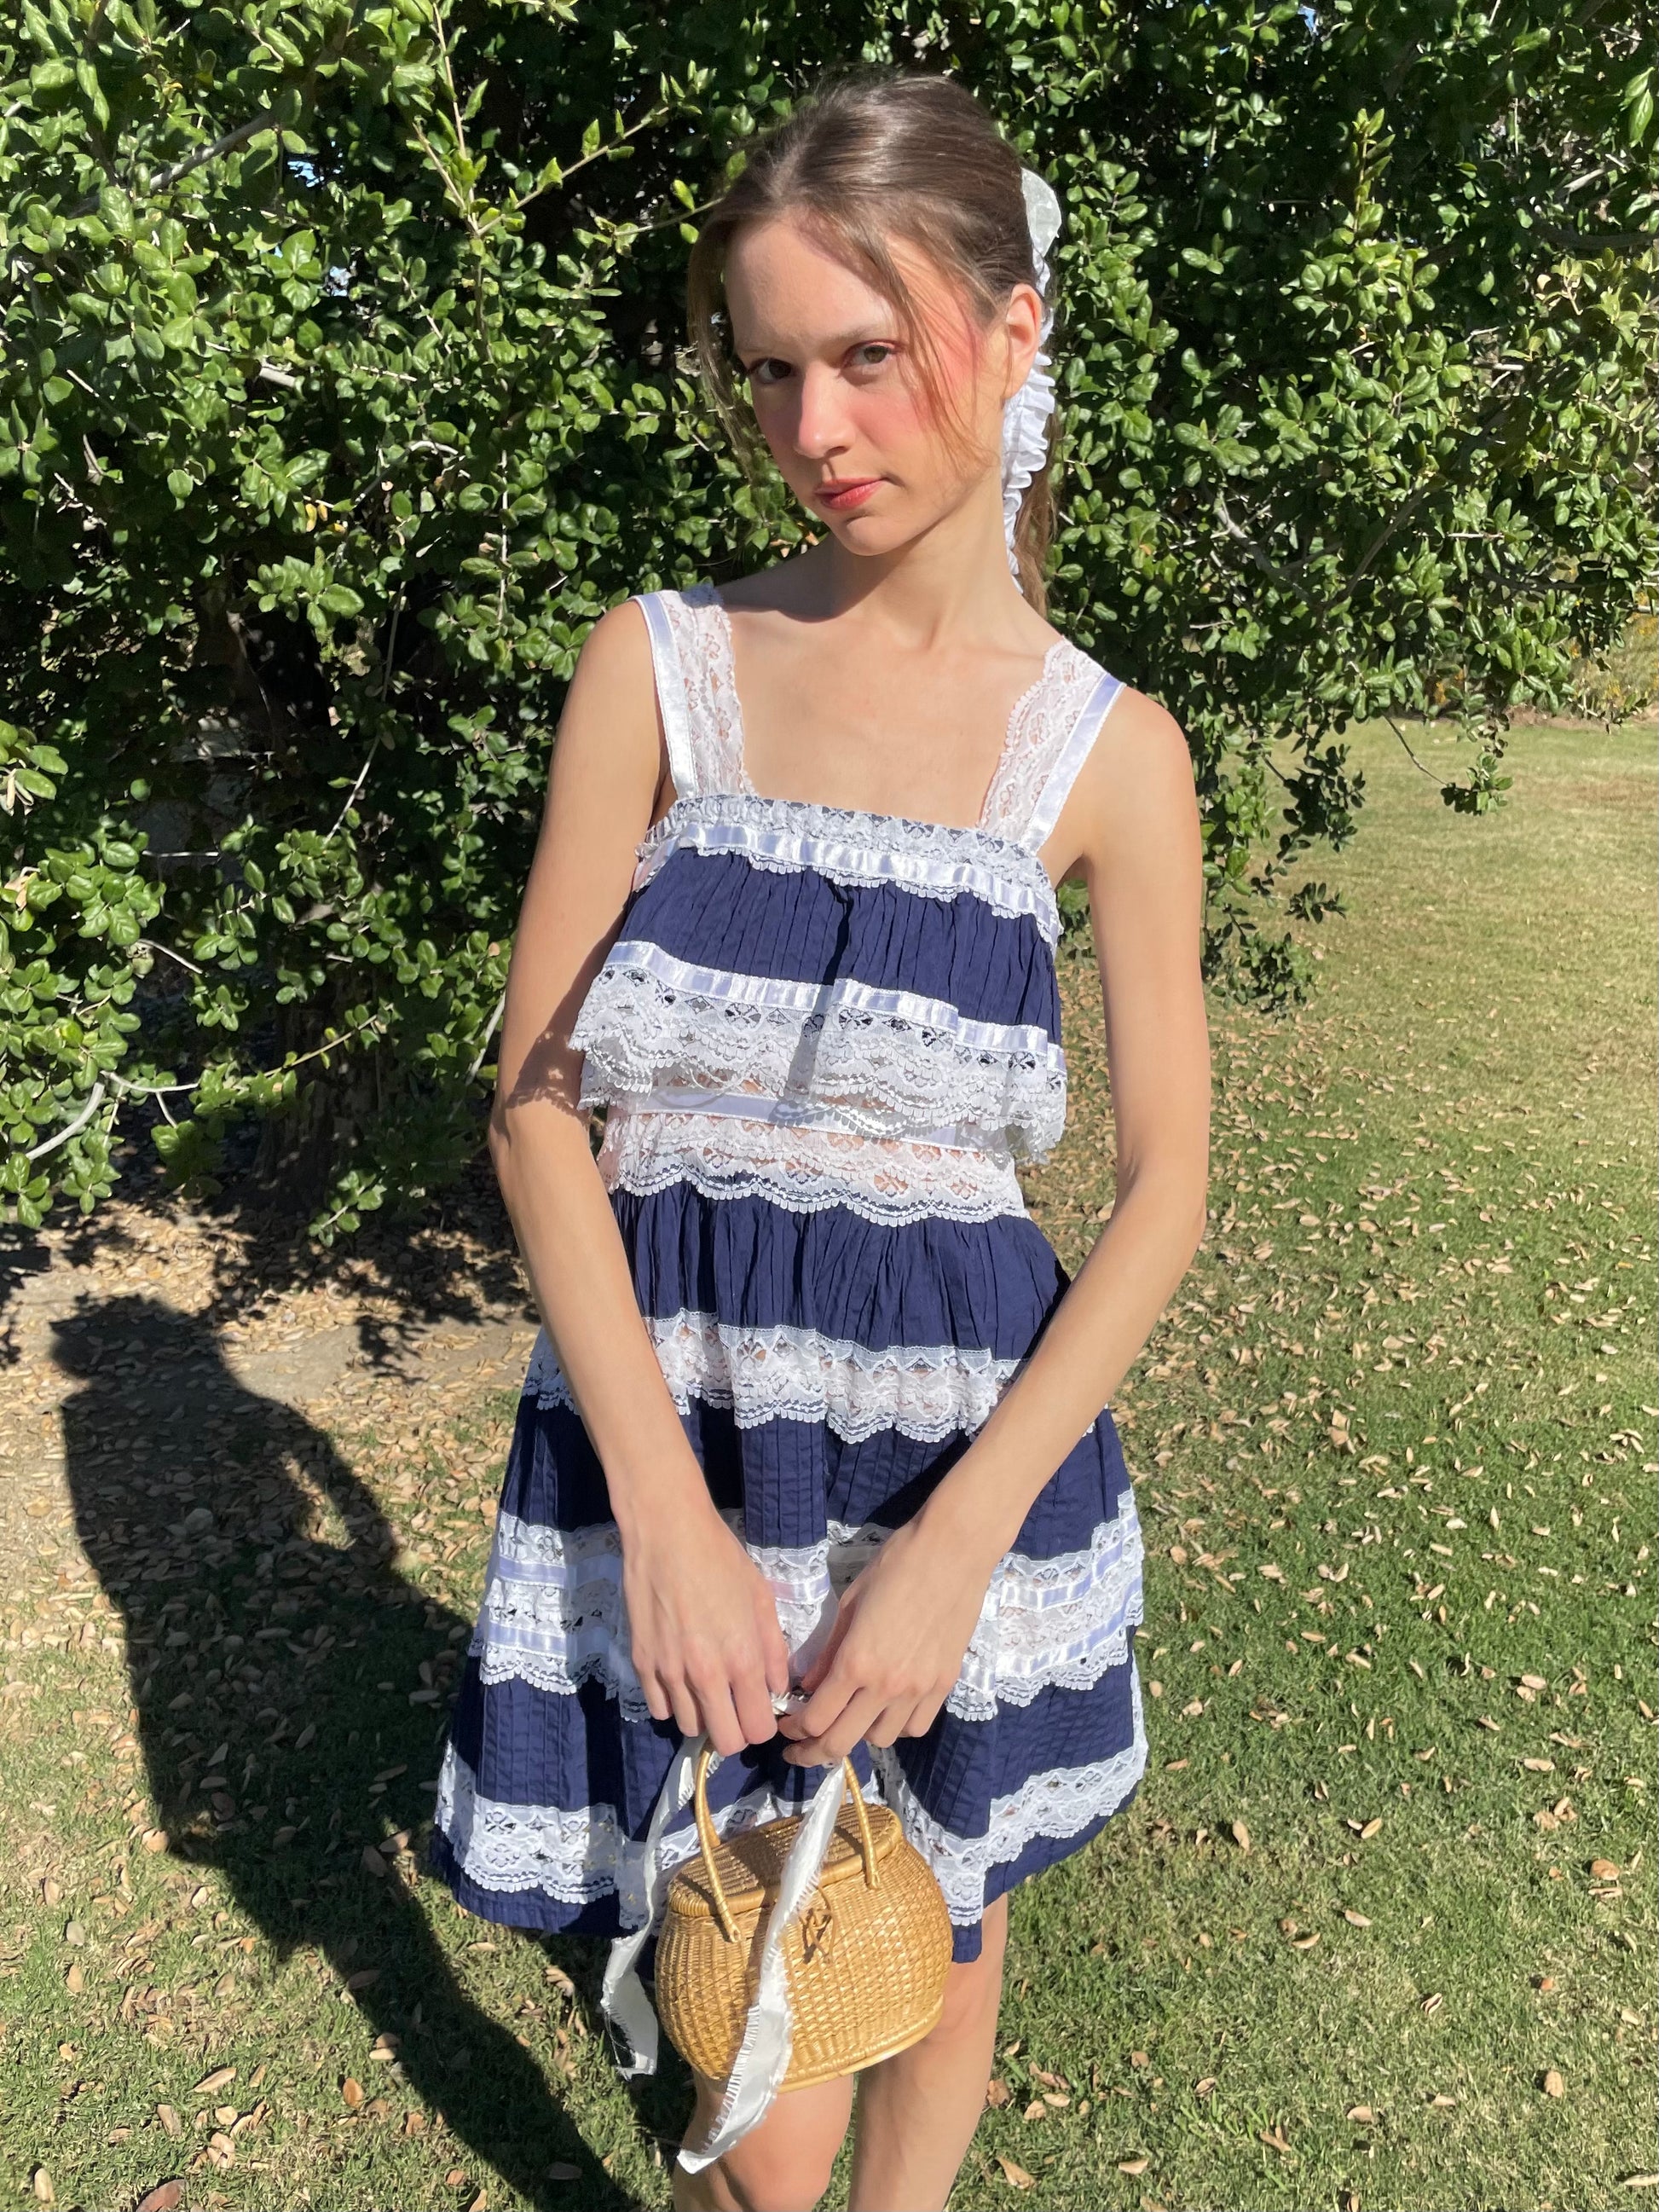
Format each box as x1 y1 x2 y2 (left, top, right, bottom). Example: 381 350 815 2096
433 67 1211 2212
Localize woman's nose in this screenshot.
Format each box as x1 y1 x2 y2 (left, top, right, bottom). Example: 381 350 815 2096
791 362 852 460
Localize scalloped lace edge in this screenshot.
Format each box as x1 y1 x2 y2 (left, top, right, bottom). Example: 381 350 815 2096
523 1313 1023 1444
570 950 1066 1158
436 1673 1146 1929
595 1105 1029 1226
470 1498 1144 1723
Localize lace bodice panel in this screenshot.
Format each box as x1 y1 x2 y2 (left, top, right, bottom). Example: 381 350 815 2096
569 585 1125 1191
646 582 1122 852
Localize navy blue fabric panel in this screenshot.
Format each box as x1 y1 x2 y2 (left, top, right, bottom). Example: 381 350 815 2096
497 1393 1132 1565
622 849 1061 1039
613 1187 1068 1359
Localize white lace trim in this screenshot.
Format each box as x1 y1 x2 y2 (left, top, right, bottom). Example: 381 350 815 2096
571 942 1066 1157
979 643 1114 847
471 1500 1143 1725
523 1314 1020 1443
663 585 1113 863
661 583 751 796
595 1103 1028 1226
436 1672 1146 1930
436 1740 798 1922
633 794 1063 944
870 1679 1147 1924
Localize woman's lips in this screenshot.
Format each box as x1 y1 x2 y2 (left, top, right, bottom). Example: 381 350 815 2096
816 478 881 511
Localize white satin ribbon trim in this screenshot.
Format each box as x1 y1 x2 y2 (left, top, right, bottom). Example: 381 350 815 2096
635 592 700 801
673 1750 850 2174
1021 671 1125 853
633 792 1062 939
597 1724 852 2172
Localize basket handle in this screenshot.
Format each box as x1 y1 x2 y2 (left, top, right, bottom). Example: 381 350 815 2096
691 1741 881 1945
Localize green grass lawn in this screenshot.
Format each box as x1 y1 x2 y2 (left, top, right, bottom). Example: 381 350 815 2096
2 709 1653 2212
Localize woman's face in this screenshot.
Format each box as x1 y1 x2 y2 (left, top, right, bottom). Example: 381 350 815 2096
723 213 1041 557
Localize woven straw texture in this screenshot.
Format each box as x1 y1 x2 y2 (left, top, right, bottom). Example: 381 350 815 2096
656 1769 954 2090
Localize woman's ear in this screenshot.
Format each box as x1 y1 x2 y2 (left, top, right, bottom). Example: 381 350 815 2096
1000 281 1044 403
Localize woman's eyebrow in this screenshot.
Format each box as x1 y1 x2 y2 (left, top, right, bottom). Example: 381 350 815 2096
734 325 899 360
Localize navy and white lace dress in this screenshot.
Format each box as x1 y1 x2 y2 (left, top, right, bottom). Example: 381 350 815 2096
432 582 1147 1965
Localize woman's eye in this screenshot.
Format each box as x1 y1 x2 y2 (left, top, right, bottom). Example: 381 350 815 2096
747 358 792 387
850 344 894 371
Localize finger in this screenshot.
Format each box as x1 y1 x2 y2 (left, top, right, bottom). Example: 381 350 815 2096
668 1681 702 1740
793 1601 853 1700
693 1677 749 1760
900 1692 945 1740
779 1653 861 1747
639 1672 673 1726
731 1662 779 1749
861 1699 913 1750
757 1603 793 1700
783 1688 886 1768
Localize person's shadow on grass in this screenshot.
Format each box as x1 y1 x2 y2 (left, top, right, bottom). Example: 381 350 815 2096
54 1292 683 2209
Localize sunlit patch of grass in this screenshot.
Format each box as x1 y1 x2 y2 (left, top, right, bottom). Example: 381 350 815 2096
1 710 1652 2210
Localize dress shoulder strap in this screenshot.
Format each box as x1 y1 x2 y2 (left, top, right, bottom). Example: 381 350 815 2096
980 642 1124 852
630 584 748 800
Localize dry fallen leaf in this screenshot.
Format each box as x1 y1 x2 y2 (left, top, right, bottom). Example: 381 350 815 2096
341 2076 365 2110
1591 1858 1621 1879
996 2155 1035 2190
546 2165 581 2183
1542 2069 1565 2099
192 2066 235 2095
1021 2099 1047 2122
1195 2076 1217 2098
1429 2093 1456 2109
361 1845 388 1877
1618 2174 1659 2190
1343 1908 1373 1927
1347 2104 1377 2124
345 1968 381 1991
1118 2157 1150 2176
444 2171 466 2190
1260 2126 1292 2155
1521 1757 1555 1774
1421 1993 1444 2015
156 2105 182 2140
31 2170 53 2205
134 2185 184 2212
986 2079 1011 2108
1231 1820 1251 1854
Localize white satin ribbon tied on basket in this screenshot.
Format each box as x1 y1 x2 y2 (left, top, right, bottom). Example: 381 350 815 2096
1001 167 1062 585
600 1702 852 2173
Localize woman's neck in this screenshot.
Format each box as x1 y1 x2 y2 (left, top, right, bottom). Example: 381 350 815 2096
802 471 1049 655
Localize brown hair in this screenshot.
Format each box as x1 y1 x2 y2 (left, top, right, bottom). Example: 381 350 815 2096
686 69 1059 611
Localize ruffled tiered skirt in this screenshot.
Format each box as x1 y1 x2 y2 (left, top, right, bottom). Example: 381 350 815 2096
432 1167 1147 1963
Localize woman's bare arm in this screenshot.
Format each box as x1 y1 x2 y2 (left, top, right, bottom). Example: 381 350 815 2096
778 687 1211 1763
490 602 789 1754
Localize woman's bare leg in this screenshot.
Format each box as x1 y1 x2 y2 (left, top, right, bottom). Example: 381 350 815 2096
672 2070 856 2212
846 1893 1008 2212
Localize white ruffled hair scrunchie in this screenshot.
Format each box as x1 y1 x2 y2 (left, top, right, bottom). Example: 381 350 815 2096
1000 166 1062 589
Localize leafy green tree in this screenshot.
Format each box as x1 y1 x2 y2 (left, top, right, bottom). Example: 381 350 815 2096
2 1 1652 1236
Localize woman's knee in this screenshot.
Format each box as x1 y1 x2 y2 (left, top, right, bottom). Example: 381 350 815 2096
679 2075 851 2212
714 2137 841 2212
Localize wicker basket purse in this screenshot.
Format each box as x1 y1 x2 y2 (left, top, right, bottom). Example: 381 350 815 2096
655 1743 954 2092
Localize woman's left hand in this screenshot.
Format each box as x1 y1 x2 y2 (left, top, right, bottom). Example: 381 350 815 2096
775 1517 994 1765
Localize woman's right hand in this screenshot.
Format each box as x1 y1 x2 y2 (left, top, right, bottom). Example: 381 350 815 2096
621 1496 792 1756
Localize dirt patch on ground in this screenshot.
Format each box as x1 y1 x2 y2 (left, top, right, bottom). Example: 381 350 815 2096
0 1158 540 1590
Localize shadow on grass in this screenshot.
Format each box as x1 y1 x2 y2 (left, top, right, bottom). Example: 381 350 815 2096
53 1290 685 2209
